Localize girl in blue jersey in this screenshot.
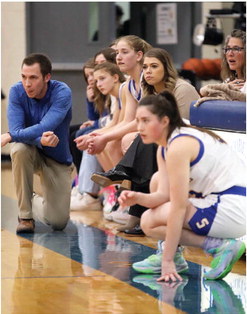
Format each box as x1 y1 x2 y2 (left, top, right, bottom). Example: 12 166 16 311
118 91 246 281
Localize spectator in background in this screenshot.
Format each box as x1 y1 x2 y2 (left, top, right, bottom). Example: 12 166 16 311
221 29 246 93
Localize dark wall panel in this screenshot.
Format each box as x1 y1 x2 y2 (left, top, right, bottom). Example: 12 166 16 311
130 2 202 66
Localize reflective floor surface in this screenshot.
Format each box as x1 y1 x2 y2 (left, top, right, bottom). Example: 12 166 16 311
1 166 246 314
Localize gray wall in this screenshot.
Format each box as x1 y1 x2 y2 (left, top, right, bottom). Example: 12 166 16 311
26 2 202 125
26 2 116 124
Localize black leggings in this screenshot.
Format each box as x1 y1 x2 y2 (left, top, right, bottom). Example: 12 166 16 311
118 135 158 218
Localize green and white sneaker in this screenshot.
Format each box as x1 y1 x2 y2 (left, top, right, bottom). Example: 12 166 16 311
132 246 189 274
204 239 246 280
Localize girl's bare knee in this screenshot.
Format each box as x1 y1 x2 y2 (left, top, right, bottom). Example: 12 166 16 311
140 210 152 234
121 132 137 155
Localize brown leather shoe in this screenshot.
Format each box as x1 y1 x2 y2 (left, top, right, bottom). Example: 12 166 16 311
91 168 131 190
16 218 35 234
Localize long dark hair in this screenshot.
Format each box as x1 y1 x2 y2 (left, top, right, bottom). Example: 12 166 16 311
139 91 225 142
142 48 178 96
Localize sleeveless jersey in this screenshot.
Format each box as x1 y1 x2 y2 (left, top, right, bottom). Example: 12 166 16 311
162 127 246 197
128 72 143 101
109 82 126 115
118 81 126 109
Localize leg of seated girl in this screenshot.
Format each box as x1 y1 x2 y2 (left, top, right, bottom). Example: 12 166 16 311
121 132 139 155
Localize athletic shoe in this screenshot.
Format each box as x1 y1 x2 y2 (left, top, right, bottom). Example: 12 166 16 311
104 205 129 223
71 185 80 198
204 239 246 280
103 211 114 221
124 224 145 236
132 246 189 274
117 215 141 232
111 207 129 224
70 193 102 211
16 217 35 234
91 167 131 189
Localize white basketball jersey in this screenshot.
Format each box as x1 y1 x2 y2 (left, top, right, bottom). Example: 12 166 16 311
166 127 246 196
128 72 143 101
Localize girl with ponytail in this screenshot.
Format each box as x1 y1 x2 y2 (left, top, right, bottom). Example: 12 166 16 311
119 91 246 282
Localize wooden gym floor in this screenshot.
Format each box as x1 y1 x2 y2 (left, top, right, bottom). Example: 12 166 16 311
1 163 246 314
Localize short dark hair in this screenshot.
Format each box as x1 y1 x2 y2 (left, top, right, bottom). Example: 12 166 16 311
22 53 52 77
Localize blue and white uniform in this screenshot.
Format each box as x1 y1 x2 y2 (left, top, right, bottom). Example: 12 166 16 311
78 82 126 196
162 126 246 238
99 82 126 128
128 72 143 101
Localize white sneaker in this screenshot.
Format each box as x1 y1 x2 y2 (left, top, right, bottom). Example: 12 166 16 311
103 211 114 221
70 185 81 202
70 193 102 211
111 207 129 224
71 186 78 196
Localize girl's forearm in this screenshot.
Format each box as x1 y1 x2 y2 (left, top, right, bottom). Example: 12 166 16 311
163 206 186 262
103 120 137 142
135 191 168 209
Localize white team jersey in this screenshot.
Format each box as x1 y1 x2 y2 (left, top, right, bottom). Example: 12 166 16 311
128 72 143 101
109 82 126 114
166 127 246 197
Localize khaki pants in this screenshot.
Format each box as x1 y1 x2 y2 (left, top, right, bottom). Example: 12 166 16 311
10 143 73 230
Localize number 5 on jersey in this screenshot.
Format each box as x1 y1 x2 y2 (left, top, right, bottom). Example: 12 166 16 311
196 218 209 229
